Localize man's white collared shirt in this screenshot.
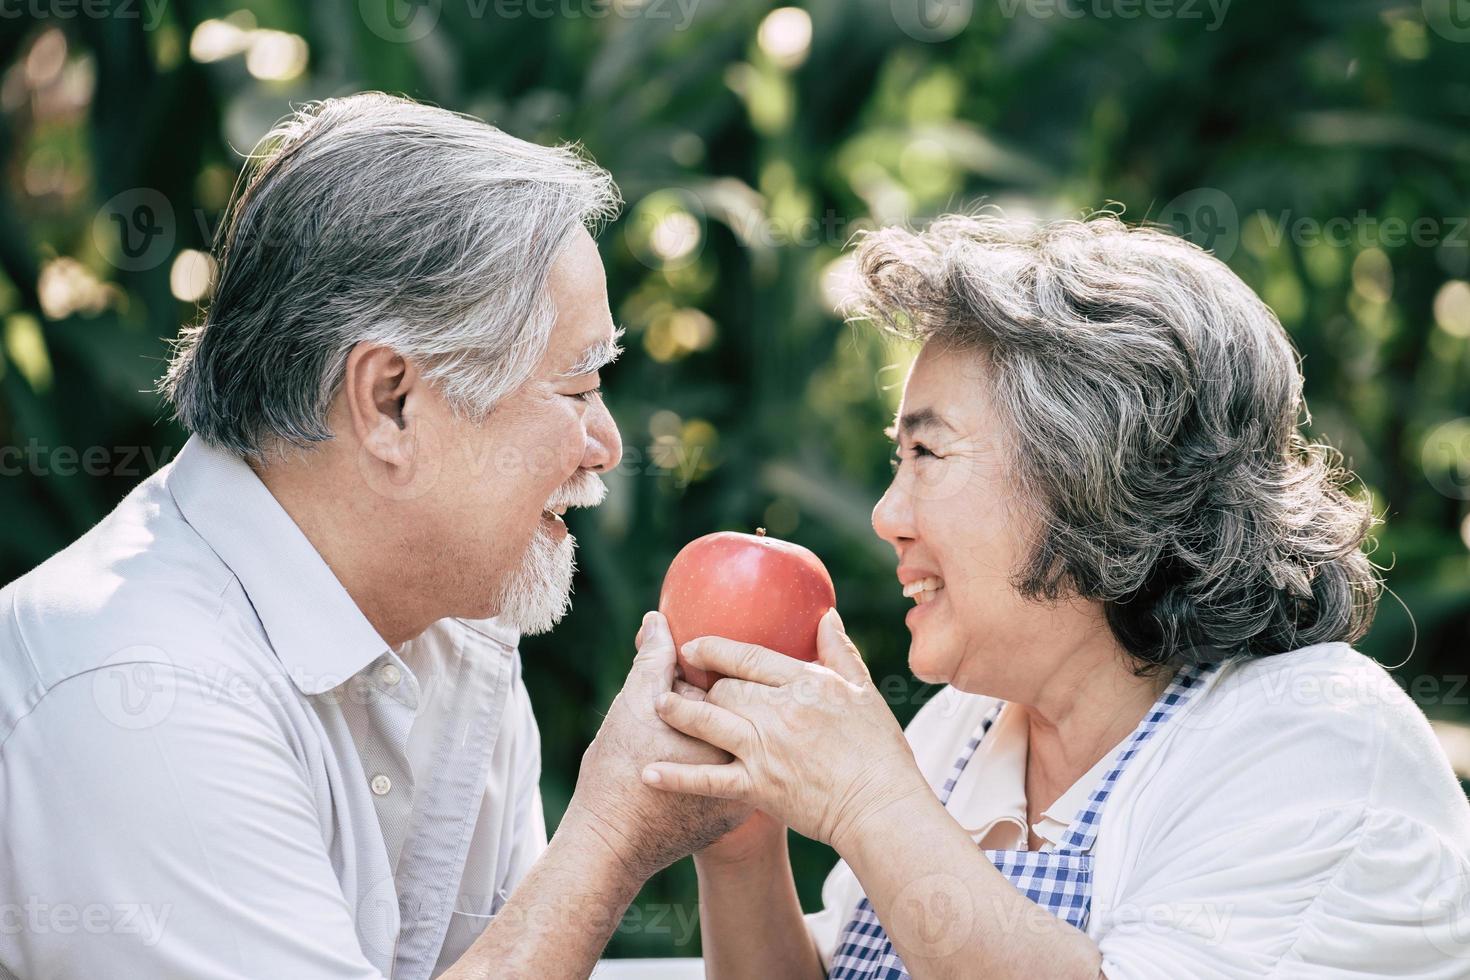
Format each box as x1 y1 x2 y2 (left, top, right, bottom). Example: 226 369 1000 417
0 436 547 979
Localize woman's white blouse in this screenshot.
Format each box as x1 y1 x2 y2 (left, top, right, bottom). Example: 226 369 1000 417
804 642 1470 977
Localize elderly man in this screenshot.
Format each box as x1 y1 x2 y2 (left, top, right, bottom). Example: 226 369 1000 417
0 93 741 979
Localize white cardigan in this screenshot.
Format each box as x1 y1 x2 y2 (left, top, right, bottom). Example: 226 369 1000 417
804 642 1470 977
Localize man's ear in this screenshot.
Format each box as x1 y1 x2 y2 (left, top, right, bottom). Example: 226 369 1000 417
343 341 420 468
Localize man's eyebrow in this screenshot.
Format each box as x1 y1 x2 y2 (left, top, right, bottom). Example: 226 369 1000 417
886 407 955 440
558 326 625 379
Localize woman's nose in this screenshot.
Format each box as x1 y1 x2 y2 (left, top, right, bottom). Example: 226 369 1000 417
872 480 914 548
583 398 623 474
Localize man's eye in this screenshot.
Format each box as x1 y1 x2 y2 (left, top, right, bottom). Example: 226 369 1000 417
569 388 601 403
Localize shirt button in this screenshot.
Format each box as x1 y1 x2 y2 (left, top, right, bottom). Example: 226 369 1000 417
370 774 392 796
378 664 402 687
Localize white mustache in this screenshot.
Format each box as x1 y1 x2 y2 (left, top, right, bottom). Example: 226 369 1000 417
545 471 607 511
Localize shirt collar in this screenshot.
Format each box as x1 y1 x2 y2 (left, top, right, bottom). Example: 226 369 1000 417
1036 736 1122 847
166 435 391 695
948 698 1030 844
947 700 1127 850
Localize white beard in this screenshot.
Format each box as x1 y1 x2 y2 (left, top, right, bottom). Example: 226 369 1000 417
489 471 606 636
490 520 578 636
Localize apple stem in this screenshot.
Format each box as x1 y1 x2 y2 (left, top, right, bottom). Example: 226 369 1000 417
756 527 767 537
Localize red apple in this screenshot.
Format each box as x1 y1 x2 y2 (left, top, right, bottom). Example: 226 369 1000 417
658 528 838 689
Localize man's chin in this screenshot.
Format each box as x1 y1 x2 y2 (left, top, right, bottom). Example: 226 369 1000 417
465 597 504 622
465 594 566 635
510 612 563 637
475 522 578 636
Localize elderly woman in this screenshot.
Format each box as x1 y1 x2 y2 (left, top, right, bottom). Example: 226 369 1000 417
634 214 1470 977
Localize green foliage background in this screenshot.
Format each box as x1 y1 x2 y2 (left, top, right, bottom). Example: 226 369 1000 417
2 0 1468 959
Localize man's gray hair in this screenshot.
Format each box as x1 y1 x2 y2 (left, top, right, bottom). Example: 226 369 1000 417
849 212 1382 672
162 92 620 460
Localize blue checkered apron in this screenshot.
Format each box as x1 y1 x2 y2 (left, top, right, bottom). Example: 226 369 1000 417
829 662 1218 979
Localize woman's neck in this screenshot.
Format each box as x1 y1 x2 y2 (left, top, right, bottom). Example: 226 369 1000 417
1021 645 1174 805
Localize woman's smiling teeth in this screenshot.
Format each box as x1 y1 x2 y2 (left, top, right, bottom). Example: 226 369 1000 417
903 577 945 604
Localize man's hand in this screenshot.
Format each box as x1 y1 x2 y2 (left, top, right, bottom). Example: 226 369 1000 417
446 612 747 979
560 611 752 883
640 608 929 854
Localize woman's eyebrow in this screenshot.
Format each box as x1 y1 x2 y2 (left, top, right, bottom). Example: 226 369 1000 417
892 407 955 439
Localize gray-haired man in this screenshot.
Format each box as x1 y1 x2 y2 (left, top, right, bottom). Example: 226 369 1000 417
0 93 742 979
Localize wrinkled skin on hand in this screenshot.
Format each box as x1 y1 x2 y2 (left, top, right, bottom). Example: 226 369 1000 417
564 612 752 882
642 608 930 855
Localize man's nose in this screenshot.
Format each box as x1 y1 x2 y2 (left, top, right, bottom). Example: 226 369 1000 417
583 399 623 474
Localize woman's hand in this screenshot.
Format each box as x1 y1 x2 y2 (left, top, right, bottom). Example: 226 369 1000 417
646 665 789 866
640 608 931 855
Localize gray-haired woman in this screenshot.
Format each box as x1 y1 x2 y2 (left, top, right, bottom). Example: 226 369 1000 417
633 214 1470 977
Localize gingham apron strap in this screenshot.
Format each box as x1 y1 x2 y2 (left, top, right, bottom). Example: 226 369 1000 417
984 846 1094 929
828 897 906 979
936 699 1004 807
1057 661 1220 852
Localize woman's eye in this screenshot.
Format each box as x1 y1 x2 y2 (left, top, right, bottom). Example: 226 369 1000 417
890 443 938 472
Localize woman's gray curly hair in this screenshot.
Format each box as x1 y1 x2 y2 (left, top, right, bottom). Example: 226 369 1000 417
849 212 1383 673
